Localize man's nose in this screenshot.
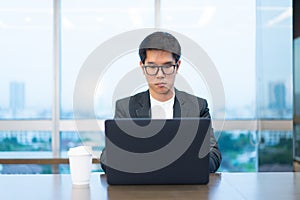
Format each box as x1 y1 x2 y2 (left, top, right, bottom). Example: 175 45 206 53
156 67 165 77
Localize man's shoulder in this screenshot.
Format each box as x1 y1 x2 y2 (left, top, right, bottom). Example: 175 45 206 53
175 89 207 102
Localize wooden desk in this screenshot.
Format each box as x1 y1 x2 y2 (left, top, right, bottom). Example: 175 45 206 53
0 172 299 200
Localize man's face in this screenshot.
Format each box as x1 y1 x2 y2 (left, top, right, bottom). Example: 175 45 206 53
140 49 180 100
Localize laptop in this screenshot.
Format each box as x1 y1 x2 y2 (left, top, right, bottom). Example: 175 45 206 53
104 118 211 185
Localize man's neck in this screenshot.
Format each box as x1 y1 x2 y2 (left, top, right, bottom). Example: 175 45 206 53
149 89 175 102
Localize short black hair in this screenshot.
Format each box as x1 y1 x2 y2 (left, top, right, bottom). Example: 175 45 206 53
139 31 181 64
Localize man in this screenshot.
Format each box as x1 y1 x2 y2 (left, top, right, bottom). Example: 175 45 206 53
101 31 222 173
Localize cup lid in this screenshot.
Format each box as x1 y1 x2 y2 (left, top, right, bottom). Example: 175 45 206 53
68 146 92 156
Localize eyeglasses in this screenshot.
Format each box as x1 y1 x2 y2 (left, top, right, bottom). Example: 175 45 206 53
143 63 178 76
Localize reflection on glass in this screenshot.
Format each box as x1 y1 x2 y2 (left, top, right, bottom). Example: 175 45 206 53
217 131 256 172
258 131 293 172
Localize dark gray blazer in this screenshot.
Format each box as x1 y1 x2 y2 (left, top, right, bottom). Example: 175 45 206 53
100 89 222 173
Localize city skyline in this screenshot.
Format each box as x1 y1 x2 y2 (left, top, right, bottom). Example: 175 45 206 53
0 79 294 119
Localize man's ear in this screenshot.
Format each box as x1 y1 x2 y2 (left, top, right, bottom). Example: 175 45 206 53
176 60 181 73
140 61 145 75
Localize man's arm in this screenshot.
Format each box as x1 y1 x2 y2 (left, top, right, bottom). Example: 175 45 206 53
200 100 222 173
114 98 130 118
208 128 222 173
100 98 130 172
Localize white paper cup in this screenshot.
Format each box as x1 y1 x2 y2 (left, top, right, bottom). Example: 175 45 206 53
68 146 93 185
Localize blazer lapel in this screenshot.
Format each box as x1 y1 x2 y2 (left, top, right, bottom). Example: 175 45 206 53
173 96 181 118
135 90 151 118
174 90 190 118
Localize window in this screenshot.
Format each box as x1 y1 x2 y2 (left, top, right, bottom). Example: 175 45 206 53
61 0 154 119
0 1 52 119
0 0 294 173
161 0 256 119
0 1 53 173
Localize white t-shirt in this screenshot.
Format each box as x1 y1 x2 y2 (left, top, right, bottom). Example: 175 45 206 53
150 94 175 119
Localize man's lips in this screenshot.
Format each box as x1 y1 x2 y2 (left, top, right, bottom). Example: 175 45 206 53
155 82 166 87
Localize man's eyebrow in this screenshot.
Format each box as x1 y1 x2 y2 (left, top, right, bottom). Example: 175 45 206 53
145 61 174 65
162 61 174 65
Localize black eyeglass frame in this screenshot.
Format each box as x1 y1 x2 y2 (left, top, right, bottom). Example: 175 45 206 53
142 63 178 76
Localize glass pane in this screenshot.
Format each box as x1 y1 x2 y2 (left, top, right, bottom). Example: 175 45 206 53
60 131 83 153
161 0 256 119
0 131 51 153
0 1 52 119
60 131 104 157
294 124 300 160
0 164 53 174
218 131 257 172
94 52 147 119
256 0 293 119
294 38 300 116
258 131 293 171
0 130 52 173
61 0 154 119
